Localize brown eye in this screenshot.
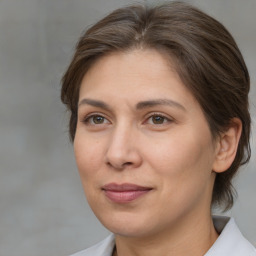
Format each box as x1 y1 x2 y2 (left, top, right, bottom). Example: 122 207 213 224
83 114 110 125
92 116 105 124
151 115 165 124
145 114 173 126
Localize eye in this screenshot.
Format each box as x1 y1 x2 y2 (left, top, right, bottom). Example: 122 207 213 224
150 115 166 124
83 114 110 125
146 114 172 125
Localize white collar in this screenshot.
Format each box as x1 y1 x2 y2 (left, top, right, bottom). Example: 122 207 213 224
205 216 256 255
71 216 256 256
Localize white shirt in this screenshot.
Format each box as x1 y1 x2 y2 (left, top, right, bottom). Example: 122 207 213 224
70 216 256 256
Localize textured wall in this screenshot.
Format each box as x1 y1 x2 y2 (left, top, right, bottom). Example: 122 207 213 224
0 0 255 255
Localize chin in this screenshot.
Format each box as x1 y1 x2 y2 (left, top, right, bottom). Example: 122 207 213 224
97 211 153 237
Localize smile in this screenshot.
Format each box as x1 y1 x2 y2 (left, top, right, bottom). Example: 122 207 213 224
102 183 153 203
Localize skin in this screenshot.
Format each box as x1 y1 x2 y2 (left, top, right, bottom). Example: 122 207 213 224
74 49 242 256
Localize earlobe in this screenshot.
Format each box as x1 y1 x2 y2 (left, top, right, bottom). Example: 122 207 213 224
212 118 242 173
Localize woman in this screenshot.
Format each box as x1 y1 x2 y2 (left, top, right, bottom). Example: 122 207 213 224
61 1 255 256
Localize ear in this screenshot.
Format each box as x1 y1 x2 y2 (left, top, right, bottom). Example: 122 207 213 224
212 118 242 173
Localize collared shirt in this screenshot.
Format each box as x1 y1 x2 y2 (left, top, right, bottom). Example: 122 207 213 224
70 216 256 256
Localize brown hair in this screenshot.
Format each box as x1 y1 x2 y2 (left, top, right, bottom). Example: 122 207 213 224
61 1 251 210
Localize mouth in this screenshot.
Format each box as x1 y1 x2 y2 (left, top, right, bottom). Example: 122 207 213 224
102 183 153 203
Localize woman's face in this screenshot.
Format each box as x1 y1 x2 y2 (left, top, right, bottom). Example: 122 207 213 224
74 49 219 238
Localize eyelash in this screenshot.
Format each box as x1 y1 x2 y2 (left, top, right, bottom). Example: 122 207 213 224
81 113 173 126
82 113 110 125
146 113 173 125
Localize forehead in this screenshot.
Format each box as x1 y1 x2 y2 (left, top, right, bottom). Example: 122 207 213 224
78 49 200 112
81 49 180 92
85 49 175 81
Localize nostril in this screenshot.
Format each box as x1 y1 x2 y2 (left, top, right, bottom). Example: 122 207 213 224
105 146 143 170
107 161 133 170
123 162 133 166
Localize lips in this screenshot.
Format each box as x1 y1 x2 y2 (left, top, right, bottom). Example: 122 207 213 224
102 183 152 203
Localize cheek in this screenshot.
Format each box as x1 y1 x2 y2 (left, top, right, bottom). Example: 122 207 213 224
146 129 215 188
146 133 215 216
73 134 107 209
74 133 103 180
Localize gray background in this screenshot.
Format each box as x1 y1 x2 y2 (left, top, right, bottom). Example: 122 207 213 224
0 0 255 255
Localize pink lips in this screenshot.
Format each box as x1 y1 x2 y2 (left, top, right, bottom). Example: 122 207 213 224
102 183 152 203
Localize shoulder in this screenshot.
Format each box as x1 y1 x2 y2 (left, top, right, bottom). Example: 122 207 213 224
69 234 115 256
206 216 256 256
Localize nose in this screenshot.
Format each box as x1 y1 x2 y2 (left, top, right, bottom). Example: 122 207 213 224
105 124 142 170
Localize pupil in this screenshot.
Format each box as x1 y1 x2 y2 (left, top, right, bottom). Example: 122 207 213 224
153 116 164 124
93 116 104 124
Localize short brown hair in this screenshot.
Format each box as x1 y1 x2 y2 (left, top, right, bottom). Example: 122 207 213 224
61 1 251 210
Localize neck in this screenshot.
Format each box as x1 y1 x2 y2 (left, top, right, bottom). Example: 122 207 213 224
114 213 218 256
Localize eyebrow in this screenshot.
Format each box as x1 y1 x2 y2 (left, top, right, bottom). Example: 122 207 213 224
136 99 186 111
78 98 186 111
78 98 111 110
